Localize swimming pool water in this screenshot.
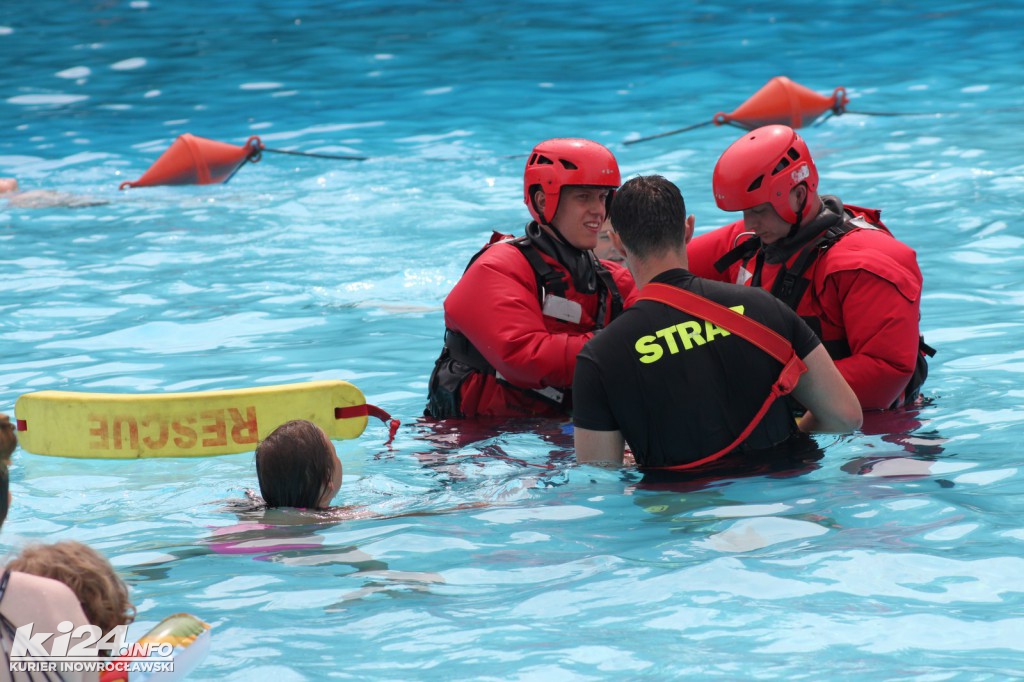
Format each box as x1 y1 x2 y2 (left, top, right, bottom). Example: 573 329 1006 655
2 1 1023 679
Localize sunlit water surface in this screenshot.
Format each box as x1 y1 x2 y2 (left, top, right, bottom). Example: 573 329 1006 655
2 1 1023 679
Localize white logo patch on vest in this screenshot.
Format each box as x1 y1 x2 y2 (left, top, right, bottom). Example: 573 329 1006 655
542 294 582 324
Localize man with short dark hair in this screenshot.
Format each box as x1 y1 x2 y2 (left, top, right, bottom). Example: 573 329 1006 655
573 175 861 470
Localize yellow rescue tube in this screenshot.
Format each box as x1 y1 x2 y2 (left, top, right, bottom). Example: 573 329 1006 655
15 380 391 459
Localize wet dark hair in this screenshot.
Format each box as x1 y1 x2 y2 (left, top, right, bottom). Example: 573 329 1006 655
254 420 337 509
0 462 8 528
608 174 687 260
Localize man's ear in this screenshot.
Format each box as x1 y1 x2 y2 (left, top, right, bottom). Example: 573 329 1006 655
791 183 808 211
535 190 546 214
610 229 626 255
684 214 696 243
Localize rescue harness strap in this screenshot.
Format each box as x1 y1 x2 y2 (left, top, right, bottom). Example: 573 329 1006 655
637 282 807 471
713 221 858 310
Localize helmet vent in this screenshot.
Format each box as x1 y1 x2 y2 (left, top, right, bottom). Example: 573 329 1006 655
770 157 791 176
535 154 554 166
559 159 578 170
747 175 764 192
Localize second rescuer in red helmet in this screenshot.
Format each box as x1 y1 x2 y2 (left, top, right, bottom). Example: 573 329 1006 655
425 138 636 419
689 125 931 410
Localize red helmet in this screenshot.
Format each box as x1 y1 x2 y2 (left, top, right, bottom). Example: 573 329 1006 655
524 138 620 224
712 125 818 225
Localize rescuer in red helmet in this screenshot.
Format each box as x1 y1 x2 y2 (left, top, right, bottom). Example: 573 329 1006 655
688 125 932 410
425 138 636 419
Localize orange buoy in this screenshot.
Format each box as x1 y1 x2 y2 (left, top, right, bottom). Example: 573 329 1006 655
119 134 263 190
624 76 851 146
714 76 848 130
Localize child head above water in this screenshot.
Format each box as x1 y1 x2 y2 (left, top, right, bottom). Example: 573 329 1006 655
255 419 342 509
7 540 136 633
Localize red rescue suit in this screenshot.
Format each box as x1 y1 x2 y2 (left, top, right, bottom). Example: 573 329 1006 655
429 230 636 418
688 200 924 410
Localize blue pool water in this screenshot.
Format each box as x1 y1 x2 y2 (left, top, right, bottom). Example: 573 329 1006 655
3 1 1024 679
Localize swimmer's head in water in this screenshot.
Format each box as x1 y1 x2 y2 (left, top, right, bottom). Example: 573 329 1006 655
255 420 342 509
0 413 15 462
7 540 136 633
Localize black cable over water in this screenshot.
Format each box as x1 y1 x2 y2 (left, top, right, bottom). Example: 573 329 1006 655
622 119 716 146
221 143 367 184
844 109 939 118
261 147 368 161
813 109 945 127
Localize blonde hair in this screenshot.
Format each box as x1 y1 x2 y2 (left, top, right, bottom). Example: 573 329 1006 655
7 541 135 633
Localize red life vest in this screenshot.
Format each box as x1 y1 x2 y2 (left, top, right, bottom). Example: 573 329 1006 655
426 229 635 419
688 203 931 409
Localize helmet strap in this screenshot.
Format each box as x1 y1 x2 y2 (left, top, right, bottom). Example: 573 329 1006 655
527 221 597 294
786 213 802 239
528 186 551 226
546 221 570 245
534 187 564 235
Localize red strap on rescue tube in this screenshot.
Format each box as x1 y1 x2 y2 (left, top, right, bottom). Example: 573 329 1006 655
335 404 400 446
636 282 807 471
